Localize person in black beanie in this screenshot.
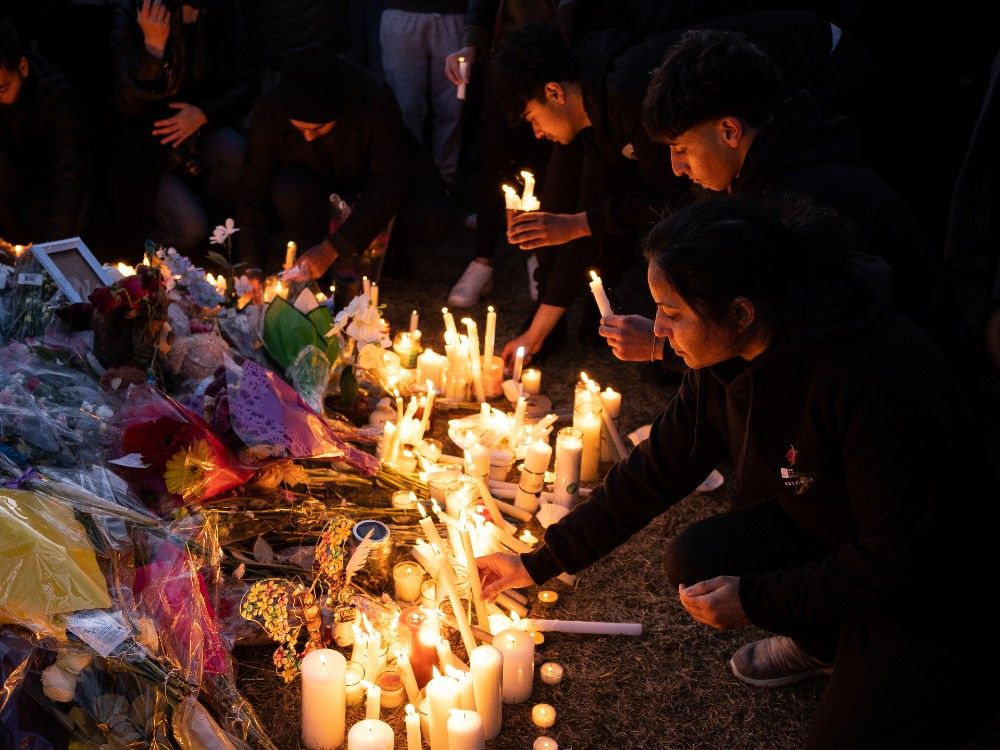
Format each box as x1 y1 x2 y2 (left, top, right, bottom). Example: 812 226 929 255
236 43 453 278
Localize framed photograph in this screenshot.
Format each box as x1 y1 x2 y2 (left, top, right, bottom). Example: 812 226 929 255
30 237 113 304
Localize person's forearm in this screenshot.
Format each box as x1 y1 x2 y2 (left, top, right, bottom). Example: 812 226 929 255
527 304 567 343
570 211 591 240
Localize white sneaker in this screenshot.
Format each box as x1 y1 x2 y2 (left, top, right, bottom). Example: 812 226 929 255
527 253 539 302
448 260 493 308
695 468 724 493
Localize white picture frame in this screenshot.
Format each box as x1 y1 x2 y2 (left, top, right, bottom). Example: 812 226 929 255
30 237 113 304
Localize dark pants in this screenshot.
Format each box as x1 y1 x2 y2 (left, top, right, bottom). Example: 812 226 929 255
663 500 1000 749
533 130 639 311
0 150 85 244
269 164 453 274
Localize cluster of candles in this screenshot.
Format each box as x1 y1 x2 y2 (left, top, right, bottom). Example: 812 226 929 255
502 171 541 213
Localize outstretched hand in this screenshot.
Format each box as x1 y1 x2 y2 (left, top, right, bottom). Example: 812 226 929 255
477 552 534 600
678 576 749 630
507 211 589 250
281 239 338 282
137 0 171 59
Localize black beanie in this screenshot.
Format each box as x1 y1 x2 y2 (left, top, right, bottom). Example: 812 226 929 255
280 44 343 124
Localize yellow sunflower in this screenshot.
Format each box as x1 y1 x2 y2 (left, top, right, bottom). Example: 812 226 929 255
164 439 216 499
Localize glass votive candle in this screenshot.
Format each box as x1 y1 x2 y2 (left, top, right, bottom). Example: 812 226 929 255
376 667 406 709
536 590 558 609
427 466 462 502
420 579 437 610
520 367 542 395
534 737 558 750
345 661 366 707
393 331 421 369
532 703 557 729
392 490 417 510
417 438 443 463
539 662 564 685
397 449 418 474
488 447 515 481
394 561 424 603
529 630 545 645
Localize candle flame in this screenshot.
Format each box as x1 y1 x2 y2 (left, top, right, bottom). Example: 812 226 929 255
406 703 416 717
510 611 521 624
580 371 590 383
417 502 427 518
501 184 517 195
116 262 137 276
431 499 442 514
516 345 525 356
488 305 494 313
520 170 534 180
590 270 599 282
432 665 442 679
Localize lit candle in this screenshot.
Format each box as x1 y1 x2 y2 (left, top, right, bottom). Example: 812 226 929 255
284 241 297 271
364 680 382 720
536 590 558 609
457 56 469 100
396 648 422 705
394 332 419 369
363 276 370 295
427 670 460 750
511 346 525 387
469 645 502 740
463 317 485 402
531 703 556 729
442 307 458 343
464 444 490 483
510 397 526 448
370 282 379 308
519 529 538 546
502 184 520 211
492 628 534 704
520 368 541 395
588 270 614 318
377 667 405 709
446 709 484 750
365 629 383 695
436 637 465 674
514 440 552 514
553 427 583 508
417 349 447 393
410 309 419 333
421 579 437 610
394 561 424 603
483 306 496 365
573 403 602 483
345 660 366 707
392 490 418 510
520 171 535 204
300 649 346 750
539 662 564 685
534 737 558 750
347 718 393 750
452 667 476 711
600 386 623 462
405 704 422 750
116 261 137 276
402 606 441 689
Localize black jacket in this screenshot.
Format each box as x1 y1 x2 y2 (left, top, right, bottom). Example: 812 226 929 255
0 54 88 241
733 91 952 350
111 0 256 127
240 0 350 71
462 0 556 51
524 254 998 631
236 63 424 266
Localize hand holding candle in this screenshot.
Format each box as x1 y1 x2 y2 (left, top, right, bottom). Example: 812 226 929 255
457 56 469 100
475 552 534 601
588 270 614 318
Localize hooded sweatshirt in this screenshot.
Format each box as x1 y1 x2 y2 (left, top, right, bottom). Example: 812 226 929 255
522 253 998 633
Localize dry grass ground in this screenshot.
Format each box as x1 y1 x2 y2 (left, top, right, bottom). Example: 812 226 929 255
235 214 1000 748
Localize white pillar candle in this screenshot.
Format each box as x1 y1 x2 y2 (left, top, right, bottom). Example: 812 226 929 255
510 397 526 447
347 719 393 750
284 241 297 271
365 680 382 720
436 638 465 674
520 171 535 204
573 404 602 483
511 346 525 388
442 307 458 343
514 440 552 514
520 368 541 395
365 630 382 695
469 645 502 740
553 427 583 508
394 561 424 603
427 671 460 750
446 709 484 750
417 349 448 392
418 383 438 444
346 660 367 707
301 649 346 750
405 704 422 750
351 625 368 667
599 386 623 462
483 306 496 364
462 318 486 403
410 309 419 333
492 629 533 704
539 662 564 685
452 668 477 712
588 270 614 318
531 703 556 729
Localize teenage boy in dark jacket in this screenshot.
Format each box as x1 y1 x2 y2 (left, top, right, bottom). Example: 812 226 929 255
237 44 452 277
0 19 88 245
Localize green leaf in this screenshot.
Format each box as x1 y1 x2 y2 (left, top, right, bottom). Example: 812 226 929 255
205 250 232 272
262 296 316 369
325 333 341 364
339 365 358 407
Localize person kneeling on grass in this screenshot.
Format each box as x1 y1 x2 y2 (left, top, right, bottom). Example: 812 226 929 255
476 196 1000 749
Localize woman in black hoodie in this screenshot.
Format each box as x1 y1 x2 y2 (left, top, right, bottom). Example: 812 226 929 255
477 197 1000 748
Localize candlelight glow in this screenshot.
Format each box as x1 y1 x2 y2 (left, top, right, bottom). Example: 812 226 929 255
116 262 137 276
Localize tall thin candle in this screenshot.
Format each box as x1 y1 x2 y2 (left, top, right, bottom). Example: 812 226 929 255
483 306 496 364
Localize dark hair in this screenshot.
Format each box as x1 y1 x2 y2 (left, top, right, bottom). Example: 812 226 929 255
643 196 847 332
643 29 783 142
491 21 579 126
0 19 24 72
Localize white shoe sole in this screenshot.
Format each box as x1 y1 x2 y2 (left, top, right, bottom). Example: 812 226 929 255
729 657 833 688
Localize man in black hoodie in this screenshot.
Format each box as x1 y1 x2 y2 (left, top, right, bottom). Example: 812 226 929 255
477 198 1000 748
620 28 970 375
0 18 88 245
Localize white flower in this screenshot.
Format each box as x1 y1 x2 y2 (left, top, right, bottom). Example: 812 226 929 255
209 218 240 245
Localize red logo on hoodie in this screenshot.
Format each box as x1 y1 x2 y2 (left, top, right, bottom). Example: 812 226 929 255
780 444 813 495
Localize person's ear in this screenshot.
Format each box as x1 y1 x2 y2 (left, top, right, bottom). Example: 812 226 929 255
729 297 756 334
544 82 566 105
19 56 29 78
719 117 743 148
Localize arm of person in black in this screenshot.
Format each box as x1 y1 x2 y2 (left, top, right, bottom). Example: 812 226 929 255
36 67 89 241
110 0 174 119
522 369 729 583
324 92 411 263
462 0 500 51
738 339 993 632
234 99 279 268
194 0 258 127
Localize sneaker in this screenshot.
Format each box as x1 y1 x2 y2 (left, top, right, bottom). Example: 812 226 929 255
447 260 493 307
730 636 833 688
695 469 725 493
527 253 539 301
